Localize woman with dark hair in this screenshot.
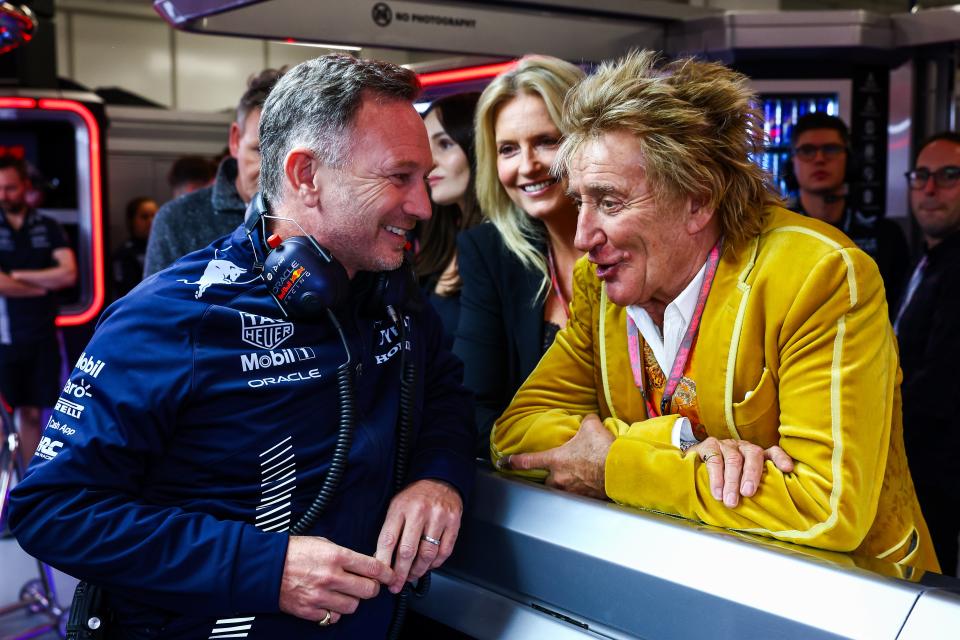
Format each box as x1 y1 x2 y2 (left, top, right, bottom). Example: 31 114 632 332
112 196 157 299
415 92 482 340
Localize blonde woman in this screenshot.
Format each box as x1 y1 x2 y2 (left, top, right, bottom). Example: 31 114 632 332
453 55 584 443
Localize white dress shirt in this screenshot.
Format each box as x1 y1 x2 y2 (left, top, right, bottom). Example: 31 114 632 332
625 261 707 449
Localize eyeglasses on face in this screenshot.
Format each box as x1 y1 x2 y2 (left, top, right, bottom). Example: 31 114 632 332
793 143 846 161
905 166 960 190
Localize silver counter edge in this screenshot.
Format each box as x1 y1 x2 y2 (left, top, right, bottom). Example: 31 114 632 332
412 468 960 640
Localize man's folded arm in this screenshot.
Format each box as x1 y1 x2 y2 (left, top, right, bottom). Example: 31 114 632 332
492 258 607 476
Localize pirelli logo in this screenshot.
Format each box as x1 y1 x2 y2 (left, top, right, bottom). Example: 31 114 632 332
54 397 84 419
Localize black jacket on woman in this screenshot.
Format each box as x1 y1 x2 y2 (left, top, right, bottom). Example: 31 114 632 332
454 222 548 449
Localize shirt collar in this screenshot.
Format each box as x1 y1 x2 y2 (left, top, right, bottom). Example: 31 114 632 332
624 260 708 377
925 229 960 262
0 207 35 228
671 261 707 328
627 261 707 326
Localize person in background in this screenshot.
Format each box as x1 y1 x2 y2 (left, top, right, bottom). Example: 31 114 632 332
0 157 76 465
894 131 960 576
789 113 908 306
144 67 284 276
454 56 583 445
167 155 216 199
415 92 482 342
111 196 157 299
493 51 938 573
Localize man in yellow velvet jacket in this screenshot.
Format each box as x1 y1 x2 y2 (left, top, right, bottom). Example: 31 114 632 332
492 51 938 573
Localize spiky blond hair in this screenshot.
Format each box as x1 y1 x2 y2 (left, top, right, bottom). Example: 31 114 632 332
556 50 781 247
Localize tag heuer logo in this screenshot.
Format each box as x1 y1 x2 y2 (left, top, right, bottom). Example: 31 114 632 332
240 312 294 350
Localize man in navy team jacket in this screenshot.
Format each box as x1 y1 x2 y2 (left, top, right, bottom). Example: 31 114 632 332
9 54 475 638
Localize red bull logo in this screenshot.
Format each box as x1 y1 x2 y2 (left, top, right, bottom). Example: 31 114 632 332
276 266 306 301
177 249 256 299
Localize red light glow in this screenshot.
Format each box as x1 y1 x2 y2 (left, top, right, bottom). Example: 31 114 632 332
0 145 26 159
0 97 36 109
37 99 105 327
418 61 517 88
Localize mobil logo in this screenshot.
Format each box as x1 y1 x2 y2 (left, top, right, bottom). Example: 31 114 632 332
75 352 105 378
241 347 316 372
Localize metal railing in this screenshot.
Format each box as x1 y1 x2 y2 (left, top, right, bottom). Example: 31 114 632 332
414 468 960 640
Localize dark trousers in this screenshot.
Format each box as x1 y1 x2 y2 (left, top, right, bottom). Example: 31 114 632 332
916 485 960 576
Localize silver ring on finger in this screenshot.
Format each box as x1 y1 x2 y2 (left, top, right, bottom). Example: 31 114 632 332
318 610 333 626
421 534 441 546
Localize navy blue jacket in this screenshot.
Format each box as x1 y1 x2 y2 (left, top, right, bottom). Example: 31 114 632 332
10 224 475 638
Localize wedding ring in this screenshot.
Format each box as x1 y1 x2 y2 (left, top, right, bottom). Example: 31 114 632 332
318 610 332 626
421 534 441 546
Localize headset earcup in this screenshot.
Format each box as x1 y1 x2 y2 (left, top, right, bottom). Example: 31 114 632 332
262 237 349 318
243 192 271 234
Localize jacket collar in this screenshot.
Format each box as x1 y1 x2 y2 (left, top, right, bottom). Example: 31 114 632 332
924 228 960 263
211 157 247 215
0 206 36 229
794 198 857 234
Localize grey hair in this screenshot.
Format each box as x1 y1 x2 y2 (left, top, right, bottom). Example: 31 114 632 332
259 54 420 205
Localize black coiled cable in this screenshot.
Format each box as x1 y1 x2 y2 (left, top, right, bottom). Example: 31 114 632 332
287 304 426 637
385 306 429 640
289 309 354 536
391 310 415 493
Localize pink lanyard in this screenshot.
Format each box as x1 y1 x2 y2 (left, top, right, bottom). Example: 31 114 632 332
627 242 722 418
547 245 571 321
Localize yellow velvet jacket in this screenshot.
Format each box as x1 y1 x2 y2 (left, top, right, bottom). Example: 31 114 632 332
492 206 938 573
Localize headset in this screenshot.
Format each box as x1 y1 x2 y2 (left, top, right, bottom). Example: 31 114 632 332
243 191 419 320
243 191 350 318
